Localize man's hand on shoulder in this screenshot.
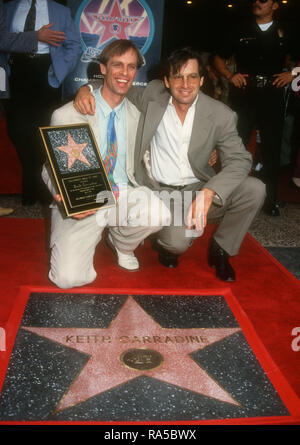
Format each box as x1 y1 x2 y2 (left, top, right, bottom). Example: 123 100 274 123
73 85 96 115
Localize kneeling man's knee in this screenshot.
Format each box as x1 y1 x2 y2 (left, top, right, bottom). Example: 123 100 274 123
49 264 96 290
158 229 194 255
49 245 96 289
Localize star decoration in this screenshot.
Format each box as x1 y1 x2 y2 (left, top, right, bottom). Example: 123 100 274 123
22 297 241 413
56 133 90 170
89 0 141 48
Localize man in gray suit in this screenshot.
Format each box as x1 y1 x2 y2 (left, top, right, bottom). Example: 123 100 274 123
74 47 266 282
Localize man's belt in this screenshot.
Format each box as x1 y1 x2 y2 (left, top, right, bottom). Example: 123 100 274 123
10 53 51 64
246 74 275 88
158 182 187 191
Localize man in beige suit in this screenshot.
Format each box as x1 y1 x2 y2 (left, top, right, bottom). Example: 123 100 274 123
42 40 170 289
74 47 266 282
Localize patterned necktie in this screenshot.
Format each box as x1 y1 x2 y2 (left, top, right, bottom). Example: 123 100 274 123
24 0 37 32
104 110 119 199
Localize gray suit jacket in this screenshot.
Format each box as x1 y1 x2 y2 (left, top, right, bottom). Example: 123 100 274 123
127 80 252 207
0 0 37 98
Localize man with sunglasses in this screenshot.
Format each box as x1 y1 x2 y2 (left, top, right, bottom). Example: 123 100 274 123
214 0 300 216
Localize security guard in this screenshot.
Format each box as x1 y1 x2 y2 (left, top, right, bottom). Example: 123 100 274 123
214 0 300 216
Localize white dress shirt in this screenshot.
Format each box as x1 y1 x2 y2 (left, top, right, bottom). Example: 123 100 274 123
12 0 50 54
150 95 199 186
258 21 273 31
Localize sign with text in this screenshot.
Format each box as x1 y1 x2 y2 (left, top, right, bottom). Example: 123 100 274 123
40 124 115 216
64 0 165 98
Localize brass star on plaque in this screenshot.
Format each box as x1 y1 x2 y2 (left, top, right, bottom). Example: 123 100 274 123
56 132 90 170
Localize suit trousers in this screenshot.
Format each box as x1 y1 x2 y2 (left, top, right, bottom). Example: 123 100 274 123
229 85 285 205
48 185 171 289
154 176 266 257
4 53 61 203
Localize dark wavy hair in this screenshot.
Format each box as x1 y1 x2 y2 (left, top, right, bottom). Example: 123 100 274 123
99 39 144 69
163 47 205 79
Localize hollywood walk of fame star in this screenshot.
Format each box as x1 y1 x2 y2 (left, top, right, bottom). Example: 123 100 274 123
89 0 141 48
22 296 242 413
56 133 90 170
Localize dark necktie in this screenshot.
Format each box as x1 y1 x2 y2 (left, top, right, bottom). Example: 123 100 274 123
24 0 37 32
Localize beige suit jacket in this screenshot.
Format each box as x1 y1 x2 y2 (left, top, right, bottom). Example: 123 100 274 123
42 92 140 197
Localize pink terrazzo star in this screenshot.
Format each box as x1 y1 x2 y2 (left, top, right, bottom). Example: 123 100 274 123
57 132 90 170
22 296 241 413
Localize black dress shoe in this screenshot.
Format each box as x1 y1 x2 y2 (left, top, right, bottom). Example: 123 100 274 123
22 196 37 207
263 201 280 217
151 239 178 268
158 252 178 268
208 239 235 282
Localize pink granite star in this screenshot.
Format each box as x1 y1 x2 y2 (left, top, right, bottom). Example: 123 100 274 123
22 296 241 413
57 132 90 170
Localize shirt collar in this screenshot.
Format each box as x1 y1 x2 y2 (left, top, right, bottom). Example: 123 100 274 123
96 86 125 120
24 0 43 6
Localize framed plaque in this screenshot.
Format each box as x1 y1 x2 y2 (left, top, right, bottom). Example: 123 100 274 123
39 124 116 217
